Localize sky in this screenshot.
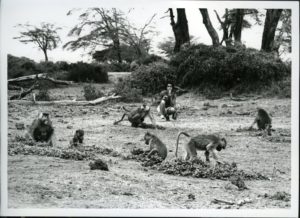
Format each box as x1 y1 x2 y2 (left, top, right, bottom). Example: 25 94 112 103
0 0 293 63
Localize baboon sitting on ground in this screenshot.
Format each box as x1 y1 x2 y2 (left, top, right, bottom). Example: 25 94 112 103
25 112 54 146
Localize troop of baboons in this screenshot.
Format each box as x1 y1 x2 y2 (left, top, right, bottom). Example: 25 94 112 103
25 101 272 165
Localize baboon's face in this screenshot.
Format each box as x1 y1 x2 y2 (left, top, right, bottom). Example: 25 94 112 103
217 138 227 151
39 113 50 125
162 95 168 101
144 133 151 145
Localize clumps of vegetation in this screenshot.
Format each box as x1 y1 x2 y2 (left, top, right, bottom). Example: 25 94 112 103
35 87 51 101
8 142 95 160
170 44 291 95
83 83 104 101
262 191 291 202
67 62 108 83
89 159 109 171
130 148 164 167
155 159 268 180
113 78 143 102
129 147 268 180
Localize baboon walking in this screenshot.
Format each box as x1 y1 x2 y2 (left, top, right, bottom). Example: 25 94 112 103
114 104 156 128
175 132 227 163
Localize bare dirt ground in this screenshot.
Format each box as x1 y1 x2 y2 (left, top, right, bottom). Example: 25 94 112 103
7 82 291 209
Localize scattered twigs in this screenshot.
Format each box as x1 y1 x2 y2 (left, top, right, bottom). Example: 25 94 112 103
212 198 235 205
9 94 122 106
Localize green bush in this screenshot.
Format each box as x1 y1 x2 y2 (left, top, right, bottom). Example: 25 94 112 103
170 44 290 92
7 54 40 79
130 61 177 95
113 78 143 102
102 62 131 72
138 54 164 65
67 62 108 83
36 88 51 101
83 83 104 101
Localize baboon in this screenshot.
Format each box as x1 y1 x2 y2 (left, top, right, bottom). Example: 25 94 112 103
249 107 272 135
70 129 84 148
114 104 156 128
175 132 227 163
25 112 54 146
144 132 168 160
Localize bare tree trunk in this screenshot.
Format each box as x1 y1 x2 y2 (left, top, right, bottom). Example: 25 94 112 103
261 9 283 52
113 39 122 63
214 9 231 46
43 49 48 62
169 8 190 52
199 9 219 46
233 9 244 42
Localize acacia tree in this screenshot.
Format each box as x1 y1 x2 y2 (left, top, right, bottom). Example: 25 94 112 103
120 14 157 58
65 8 156 63
169 8 190 52
261 9 283 52
14 23 61 62
64 8 125 63
199 9 219 46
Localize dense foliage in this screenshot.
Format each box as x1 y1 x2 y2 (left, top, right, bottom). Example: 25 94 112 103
8 55 108 83
83 83 104 101
67 62 108 83
170 44 290 93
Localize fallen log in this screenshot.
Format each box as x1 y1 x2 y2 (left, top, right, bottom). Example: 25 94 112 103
8 73 72 85
8 95 122 106
9 82 38 100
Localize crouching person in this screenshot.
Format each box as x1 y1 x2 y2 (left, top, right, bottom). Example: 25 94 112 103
157 83 177 121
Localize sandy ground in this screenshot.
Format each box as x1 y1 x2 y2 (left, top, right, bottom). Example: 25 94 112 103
7 82 291 209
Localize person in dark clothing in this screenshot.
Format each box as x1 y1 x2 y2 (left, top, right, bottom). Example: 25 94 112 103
157 83 177 121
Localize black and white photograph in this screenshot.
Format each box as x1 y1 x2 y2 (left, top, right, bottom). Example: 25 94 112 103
0 0 299 217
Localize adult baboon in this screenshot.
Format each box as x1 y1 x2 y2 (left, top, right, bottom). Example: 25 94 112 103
25 112 54 146
175 132 227 163
249 107 272 135
114 104 156 128
70 129 84 148
144 132 168 160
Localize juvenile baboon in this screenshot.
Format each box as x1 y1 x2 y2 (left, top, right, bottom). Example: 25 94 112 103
70 129 84 148
249 107 272 135
144 132 168 160
175 132 227 163
25 112 54 146
114 104 156 128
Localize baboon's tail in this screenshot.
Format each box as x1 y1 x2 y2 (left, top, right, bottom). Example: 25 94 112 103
175 132 191 157
121 106 131 112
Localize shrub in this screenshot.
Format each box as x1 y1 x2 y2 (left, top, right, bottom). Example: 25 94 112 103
83 83 104 101
130 61 177 95
138 54 164 65
7 54 40 79
170 44 290 92
35 88 51 101
67 62 108 83
102 62 131 72
113 78 143 102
